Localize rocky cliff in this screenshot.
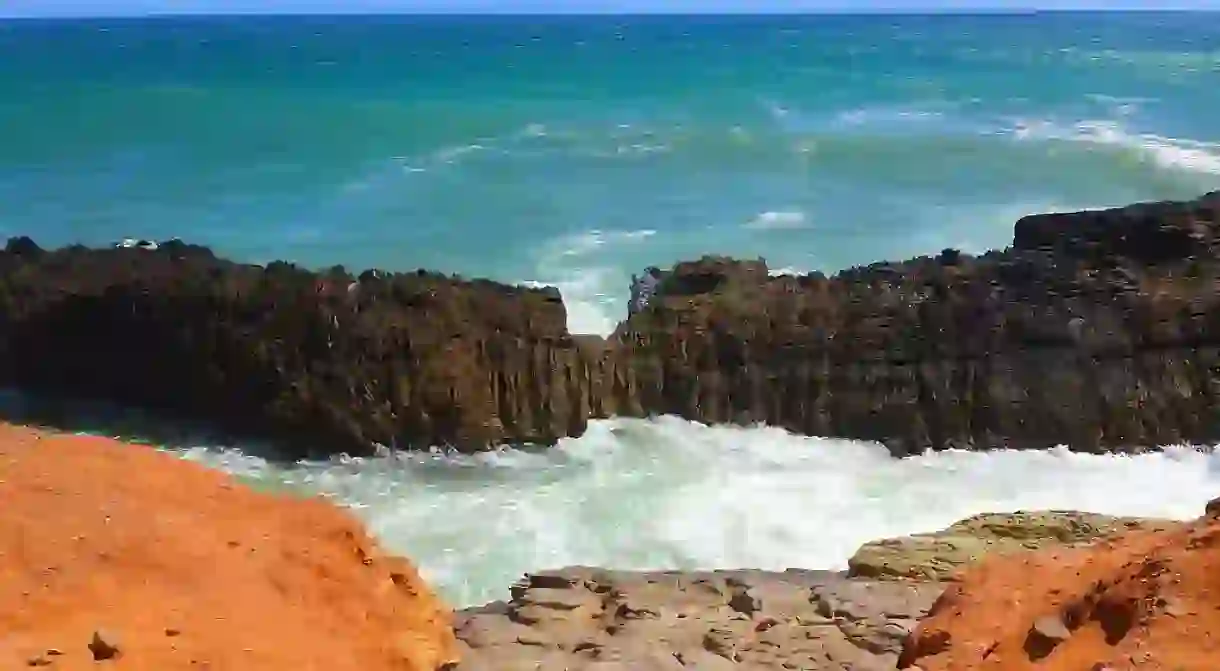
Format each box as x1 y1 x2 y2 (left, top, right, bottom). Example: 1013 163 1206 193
0 239 595 457
4 191 1220 455
608 191 1220 454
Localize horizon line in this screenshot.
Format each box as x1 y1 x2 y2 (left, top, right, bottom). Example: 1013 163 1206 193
4 8 1219 20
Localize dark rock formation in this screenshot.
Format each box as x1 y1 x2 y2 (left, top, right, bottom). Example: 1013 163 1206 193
0 242 594 457
606 192 1220 455
4 191 1220 456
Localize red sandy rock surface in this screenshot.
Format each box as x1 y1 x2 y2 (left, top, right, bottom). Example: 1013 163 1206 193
0 423 459 671
902 500 1220 671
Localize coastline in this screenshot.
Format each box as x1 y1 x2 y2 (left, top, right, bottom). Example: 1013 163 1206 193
7 14 1220 670
1 193 1220 457
452 510 1179 671
2 421 1210 671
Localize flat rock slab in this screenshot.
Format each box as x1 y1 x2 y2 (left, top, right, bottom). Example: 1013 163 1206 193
454 567 945 671
846 511 1175 582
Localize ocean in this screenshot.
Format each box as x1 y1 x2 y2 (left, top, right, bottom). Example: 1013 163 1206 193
4 12 1220 607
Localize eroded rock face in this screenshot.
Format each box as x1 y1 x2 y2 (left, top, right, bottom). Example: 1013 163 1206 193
454 509 1183 671
900 500 1220 671
4 191 1220 456
0 241 594 457
0 423 459 671
454 568 945 671
609 192 1220 454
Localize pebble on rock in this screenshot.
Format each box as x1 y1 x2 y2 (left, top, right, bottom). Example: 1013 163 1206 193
88 630 121 662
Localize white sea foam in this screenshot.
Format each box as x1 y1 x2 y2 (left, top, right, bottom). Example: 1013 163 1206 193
173 415 1220 608
520 270 620 337
1084 93 1158 117
744 210 809 231
522 228 661 336
434 143 486 164
835 105 948 127
1009 117 1220 176
550 229 658 258
95 97 1220 618
520 123 548 138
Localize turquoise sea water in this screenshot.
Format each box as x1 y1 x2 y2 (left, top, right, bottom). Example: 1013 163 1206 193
7 13 1220 607
4 12 1220 333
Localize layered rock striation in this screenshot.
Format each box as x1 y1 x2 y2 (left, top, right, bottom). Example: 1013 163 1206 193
611 191 1220 454
0 239 594 457
5 191 1220 455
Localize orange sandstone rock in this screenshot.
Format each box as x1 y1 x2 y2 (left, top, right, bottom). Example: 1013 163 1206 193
901 500 1220 671
0 423 459 671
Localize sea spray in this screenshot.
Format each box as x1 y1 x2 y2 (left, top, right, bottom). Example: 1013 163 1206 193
175 416 1220 608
